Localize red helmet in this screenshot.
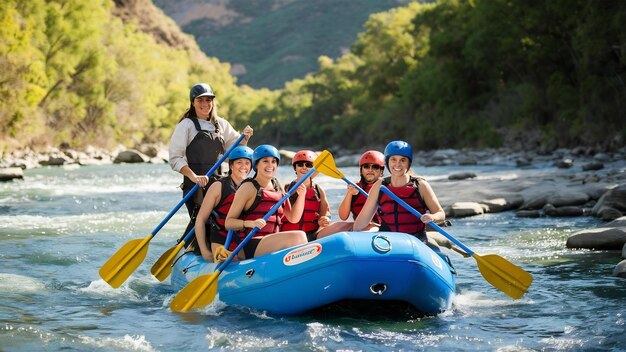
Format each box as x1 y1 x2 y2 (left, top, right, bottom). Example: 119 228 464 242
359 150 385 168
292 150 317 165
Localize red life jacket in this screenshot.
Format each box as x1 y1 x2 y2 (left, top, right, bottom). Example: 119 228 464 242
208 177 238 250
377 176 427 236
281 181 321 232
238 178 284 240
350 181 381 224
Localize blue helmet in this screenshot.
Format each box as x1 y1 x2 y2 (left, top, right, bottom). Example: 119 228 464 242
252 144 280 171
384 140 413 170
229 146 253 162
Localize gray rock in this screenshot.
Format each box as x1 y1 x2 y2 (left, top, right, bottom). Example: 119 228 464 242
480 195 524 213
544 204 584 217
555 159 573 168
598 207 623 221
613 259 626 278
448 202 487 217
591 184 626 218
566 217 626 249
516 210 542 218
40 154 73 166
0 167 24 181
582 162 604 171
546 191 589 207
522 195 548 210
448 172 476 180
113 149 151 163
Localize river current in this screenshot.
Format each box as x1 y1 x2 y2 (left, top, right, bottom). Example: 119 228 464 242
0 162 624 351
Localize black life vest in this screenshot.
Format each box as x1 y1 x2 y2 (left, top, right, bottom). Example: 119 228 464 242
183 117 225 193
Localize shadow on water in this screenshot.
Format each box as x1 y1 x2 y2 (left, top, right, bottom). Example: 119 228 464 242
300 299 436 325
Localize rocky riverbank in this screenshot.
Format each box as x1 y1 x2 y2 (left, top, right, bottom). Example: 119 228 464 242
2 144 626 276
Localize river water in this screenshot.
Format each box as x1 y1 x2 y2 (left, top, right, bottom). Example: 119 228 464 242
0 161 624 351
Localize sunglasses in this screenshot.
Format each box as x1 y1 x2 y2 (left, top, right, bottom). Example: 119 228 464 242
294 161 313 168
361 164 383 170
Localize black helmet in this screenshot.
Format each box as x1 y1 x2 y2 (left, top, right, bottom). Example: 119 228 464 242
189 83 215 102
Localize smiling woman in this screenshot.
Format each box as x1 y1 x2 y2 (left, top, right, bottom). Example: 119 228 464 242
223 145 309 260
167 83 254 244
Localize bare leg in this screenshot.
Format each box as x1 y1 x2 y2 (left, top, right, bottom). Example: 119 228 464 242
315 221 354 240
254 230 307 257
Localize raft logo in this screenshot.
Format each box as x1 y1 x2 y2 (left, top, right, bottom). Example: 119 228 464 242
283 243 322 266
430 253 443 270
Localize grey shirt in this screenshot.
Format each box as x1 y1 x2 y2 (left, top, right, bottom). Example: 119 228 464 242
168 117 242 173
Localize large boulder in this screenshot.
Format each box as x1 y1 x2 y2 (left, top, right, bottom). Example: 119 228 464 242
480 195 524 213
591 184 626 220
613 259 626 278
0 167 23 181
566 216 626 250
113 149 151 163
446 202 487 217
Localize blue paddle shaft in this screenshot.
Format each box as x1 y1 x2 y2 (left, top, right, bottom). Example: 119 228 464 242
379 185 475 256
223 229 234 250
150 134 246 238
216 167 318 272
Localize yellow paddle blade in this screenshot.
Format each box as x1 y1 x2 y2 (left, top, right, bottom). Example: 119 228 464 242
170 271 220 312
150 242 184 282
313 150 345 179
474 253 533 299
99 235 152 288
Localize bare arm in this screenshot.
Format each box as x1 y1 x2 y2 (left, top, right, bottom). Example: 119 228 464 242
225 183 259 230
338 184 359 220
353 179 382 231
419 180 445 223
282 183 307 223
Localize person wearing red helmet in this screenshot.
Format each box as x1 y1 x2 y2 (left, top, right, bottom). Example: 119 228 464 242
282 150 332 241
337 150 385 231
354 141 446 247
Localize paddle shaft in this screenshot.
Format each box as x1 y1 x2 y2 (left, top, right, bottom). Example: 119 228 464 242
379 186 475 256
214 167 318 273
224 229 233 250
152 134 246 238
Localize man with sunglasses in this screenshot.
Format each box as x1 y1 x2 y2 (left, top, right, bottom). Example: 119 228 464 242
336 150 385 231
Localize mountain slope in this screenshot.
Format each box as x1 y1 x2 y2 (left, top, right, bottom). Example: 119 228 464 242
153 0 411 89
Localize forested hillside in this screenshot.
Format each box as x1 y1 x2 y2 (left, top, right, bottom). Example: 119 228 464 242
153 0 410 89
1 0 624 154
246 0 626 151
0 0 267 153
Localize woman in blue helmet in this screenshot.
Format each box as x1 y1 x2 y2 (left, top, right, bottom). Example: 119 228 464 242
192 146 253 262
168 83 254 239
222 145 308 261
353 141 446 245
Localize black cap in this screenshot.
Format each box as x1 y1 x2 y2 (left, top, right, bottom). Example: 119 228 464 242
189 83 215 102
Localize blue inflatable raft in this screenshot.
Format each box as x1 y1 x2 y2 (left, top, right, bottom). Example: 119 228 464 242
171 231 456 315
